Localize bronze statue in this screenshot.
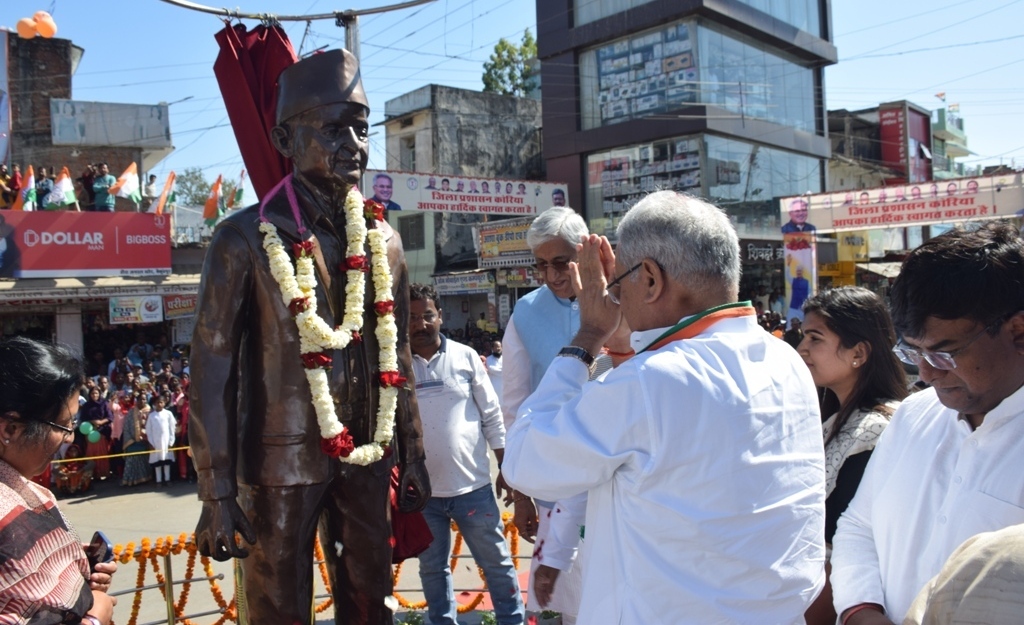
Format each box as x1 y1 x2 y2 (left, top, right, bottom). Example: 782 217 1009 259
189 49 430 624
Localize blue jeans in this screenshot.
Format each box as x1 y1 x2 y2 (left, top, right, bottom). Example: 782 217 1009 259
418 486 524 625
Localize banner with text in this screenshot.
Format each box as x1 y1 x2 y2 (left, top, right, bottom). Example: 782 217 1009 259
162 294 197 319
433 271 496 295
780 173 1024 234
361 170 568 216
0 211 171 278
109 295 164 325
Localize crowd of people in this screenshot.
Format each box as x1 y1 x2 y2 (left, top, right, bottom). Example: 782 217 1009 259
0 161 141 211
492 198 1024 625
38 331 193 495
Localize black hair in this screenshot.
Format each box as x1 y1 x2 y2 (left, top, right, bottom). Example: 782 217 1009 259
409 283 439 305
891 221 1024 339
803 287 907 446
0 337 84 444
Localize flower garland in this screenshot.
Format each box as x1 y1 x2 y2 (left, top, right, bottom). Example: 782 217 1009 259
258 175 402 465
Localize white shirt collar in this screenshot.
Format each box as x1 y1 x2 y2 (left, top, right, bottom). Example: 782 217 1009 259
629 314 697 353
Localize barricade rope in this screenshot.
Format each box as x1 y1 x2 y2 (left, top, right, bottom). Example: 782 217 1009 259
110 513 521 624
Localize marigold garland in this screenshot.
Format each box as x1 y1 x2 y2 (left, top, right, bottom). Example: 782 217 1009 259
103 520 521 623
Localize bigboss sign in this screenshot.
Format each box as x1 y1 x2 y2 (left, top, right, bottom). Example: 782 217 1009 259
0 211 171 278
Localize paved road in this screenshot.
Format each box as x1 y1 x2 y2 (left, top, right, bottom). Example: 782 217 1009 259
59 469 534 625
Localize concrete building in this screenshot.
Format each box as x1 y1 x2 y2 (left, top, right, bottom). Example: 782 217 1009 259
379 84 544 332
534 0 837 296
824 100 979 283
0 31 193 356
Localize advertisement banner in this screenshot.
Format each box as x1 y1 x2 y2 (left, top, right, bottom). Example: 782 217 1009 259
433 271 496 295
360 170 568 216
783 233 816 323
163 294 197 319
0 210 171 278
50 99 171 149
879 104 907 180
109 295 164 325
498 267 542 288
779 173 1024 234
479 218 534 267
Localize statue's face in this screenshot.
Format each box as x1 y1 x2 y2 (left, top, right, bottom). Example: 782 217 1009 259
285 102 369 194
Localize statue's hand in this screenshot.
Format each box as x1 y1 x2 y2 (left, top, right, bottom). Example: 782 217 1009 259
195 498 257 561
397 459 431 513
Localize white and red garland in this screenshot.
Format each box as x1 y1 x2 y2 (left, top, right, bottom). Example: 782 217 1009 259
258 177 403 465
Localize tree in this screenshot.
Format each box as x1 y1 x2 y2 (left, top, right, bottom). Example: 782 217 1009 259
482 29 537 97
175 167 211 206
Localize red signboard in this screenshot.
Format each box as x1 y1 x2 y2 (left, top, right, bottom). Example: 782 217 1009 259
879 105 907 183
162 294 197 319
0 210 171 278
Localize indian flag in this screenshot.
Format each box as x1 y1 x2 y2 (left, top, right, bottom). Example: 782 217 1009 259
226 169 246 209
148 171 176 215
10 165 36 211
109 162 142 203
203 175 223 226
45 167 78 210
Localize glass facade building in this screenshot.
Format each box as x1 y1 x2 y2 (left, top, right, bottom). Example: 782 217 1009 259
539 0 835 242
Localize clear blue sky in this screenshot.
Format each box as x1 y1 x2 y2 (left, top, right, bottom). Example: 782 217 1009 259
4 0 1023 201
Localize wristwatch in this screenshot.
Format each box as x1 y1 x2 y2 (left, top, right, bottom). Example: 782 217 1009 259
557 346 596 374
83 616 102 625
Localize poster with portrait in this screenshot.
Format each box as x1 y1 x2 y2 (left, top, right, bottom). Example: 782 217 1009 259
360 170 568 216
780 173 1024 233
782 233 816 323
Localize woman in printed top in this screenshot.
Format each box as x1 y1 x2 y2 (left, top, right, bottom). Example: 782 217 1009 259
0 337 117 624
797 287 907 625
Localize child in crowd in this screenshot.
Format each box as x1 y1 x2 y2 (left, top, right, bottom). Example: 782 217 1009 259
145 395 176 487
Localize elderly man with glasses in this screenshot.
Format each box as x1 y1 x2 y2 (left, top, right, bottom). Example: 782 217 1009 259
831 221 1024 625
499 206 593 623
503 191 826 624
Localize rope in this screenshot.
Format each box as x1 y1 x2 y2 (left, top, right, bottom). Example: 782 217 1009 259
51 445 191 464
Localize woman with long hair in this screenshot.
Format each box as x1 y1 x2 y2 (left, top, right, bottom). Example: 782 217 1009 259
0 337 117 623
798 287 908 625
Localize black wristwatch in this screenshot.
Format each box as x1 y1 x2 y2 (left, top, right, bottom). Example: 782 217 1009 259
557 346 596 374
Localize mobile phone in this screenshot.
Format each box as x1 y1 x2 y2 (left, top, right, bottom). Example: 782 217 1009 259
85 531 113 570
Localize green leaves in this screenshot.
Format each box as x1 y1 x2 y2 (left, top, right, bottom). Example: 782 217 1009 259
482 29 538 97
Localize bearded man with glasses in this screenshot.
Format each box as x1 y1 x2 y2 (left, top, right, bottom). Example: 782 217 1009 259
832 221 1024 625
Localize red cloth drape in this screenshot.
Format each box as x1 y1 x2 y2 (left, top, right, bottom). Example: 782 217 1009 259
213 23 297 201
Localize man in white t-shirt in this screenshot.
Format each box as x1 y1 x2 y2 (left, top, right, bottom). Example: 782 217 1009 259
408 283 524 625
485 340 503 401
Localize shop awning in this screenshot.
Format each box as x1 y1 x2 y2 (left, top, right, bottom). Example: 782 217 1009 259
0 274 201 303
856 262 902 279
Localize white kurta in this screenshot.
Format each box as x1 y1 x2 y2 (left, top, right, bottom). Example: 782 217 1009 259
504 314 826 625
145 409 176 463
831 384 1024 621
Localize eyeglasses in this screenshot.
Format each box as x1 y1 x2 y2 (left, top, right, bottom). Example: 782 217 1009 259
43 419 75 436
893 319 1004 371
532 259 572 276
410 312 438 324
607 262 643 305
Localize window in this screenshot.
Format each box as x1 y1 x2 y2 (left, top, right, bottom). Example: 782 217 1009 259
398 213 425 251
400 137 416 172
579 19 819 134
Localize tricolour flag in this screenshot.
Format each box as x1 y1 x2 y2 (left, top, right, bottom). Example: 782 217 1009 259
45 167 78 210
10 165 36 211
149 171 176 215
203 175 223 227
226 169 246 209
109 162 142 203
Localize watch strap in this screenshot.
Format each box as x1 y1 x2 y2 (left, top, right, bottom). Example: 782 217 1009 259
557 346 596 372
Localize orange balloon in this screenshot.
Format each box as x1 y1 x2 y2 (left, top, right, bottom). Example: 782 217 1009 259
16 18 37 39
35 16 57 38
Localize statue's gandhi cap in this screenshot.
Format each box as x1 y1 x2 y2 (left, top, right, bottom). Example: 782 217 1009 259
276 49 369 124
